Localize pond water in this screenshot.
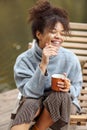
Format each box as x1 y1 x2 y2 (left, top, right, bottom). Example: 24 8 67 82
0 0 87 92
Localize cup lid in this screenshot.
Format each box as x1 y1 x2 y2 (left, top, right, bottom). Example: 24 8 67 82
52 74 65 78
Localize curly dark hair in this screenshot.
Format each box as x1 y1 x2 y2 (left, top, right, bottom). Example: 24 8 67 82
28 0 70 40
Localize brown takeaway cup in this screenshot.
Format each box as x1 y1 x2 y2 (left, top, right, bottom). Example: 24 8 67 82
51 74 65 91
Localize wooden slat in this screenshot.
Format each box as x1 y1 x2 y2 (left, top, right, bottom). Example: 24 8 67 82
82 82 87 88
83 69 87 74
65 36 87 43
70 114 87 120
68 49 87 56
70 22 87 30
78 56 87 61
70 114 87 125
62 42 87 49
80 102 87 108
79 96 87 101
84 63 87 67
81 89 87 94
70 121 86 125
83 75 87 81
70 114 87 121
70 30 87 37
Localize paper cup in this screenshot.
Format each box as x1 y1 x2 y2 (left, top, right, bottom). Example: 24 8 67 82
51 74 65 91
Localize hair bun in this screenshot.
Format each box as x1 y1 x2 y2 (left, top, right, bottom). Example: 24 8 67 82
29 0 52 21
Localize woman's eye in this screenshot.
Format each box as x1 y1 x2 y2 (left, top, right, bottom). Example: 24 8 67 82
50 30 56 33
61 31 65 36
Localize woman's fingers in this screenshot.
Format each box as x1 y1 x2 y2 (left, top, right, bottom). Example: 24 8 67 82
57 78 71 92
59 87 70 92
64 78 71 88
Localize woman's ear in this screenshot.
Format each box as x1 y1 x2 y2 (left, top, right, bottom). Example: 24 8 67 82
36 31 42 40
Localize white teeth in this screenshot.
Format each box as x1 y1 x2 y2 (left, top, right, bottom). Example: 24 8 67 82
55 42 60 44
51 41 60 44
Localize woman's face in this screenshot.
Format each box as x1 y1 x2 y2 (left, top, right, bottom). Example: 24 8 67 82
36 22 65 49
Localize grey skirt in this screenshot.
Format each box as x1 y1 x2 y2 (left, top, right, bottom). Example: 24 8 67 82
11 91 71 129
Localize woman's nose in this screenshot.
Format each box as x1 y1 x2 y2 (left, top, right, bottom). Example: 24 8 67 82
55 32 61 38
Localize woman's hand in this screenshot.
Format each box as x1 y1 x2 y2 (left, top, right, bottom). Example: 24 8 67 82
42 43 58 65
40 43 58 74
57 77 71 92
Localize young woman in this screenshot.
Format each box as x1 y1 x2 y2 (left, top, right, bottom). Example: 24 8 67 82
11 0 82 130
